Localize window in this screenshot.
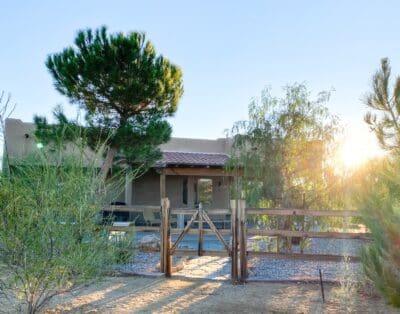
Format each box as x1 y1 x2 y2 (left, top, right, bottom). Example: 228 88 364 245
198 178 213 207
182 177 188 205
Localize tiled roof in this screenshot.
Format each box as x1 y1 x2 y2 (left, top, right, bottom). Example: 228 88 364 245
156 151 230 167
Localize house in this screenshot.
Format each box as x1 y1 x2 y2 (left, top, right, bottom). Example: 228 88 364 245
3 118 234 226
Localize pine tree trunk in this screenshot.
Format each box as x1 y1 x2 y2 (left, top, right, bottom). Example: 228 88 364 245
100 146 117 180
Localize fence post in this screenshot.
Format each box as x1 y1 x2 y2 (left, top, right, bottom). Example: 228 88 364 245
161 197 172 277
198 202 203 256
159 171 166 272
230 199 238 283
159 204 164 273
239 199 247 282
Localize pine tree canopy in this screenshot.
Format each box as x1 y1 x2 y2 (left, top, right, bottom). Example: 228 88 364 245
364 58 400 151
36 26 184 177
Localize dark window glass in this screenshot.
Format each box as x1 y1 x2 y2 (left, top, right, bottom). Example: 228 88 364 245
182 177 188 205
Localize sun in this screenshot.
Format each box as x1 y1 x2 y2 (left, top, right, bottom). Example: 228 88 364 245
338 140 367 169
336 129 384 170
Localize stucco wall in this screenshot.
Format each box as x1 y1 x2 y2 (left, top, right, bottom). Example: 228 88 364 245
131 170 160 206
211 176 231 208
160 137 232 154
129 170 230 209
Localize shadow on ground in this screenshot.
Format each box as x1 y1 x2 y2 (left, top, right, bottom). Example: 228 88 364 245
45 276 395 314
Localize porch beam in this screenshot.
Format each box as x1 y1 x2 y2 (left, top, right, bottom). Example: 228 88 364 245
164 167 235 177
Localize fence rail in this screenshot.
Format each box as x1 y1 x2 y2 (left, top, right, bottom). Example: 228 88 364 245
171 209 231 215
109 205 160 212
246 208 362 217
247 251 360 262
247 229 369 240
244 206 368 271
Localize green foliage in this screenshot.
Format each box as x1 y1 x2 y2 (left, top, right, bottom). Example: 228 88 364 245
46 26 182 116
198 179 213 207
227 84 340 209
0 133 132 313
359 59 400 307
358 158 400 307
365 58 400 151
37 26 183 177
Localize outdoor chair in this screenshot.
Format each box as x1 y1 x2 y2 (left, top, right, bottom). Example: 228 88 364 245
143 209 177 227
143 209 162 226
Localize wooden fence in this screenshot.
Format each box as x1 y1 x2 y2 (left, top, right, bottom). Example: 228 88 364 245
242 206 368 281
106 199 369 284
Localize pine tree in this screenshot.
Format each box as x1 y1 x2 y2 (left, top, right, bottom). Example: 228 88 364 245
36 26 183 178
364 58 400 151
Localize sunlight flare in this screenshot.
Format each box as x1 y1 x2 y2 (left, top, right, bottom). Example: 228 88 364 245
336 128 384 169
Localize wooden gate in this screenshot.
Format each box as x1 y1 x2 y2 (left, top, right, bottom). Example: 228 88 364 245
160 198 246 283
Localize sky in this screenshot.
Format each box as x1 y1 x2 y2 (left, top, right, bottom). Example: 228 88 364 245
1 0 400 162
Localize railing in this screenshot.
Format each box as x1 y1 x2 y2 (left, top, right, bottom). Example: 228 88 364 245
106 205 232 233
245 207 369 263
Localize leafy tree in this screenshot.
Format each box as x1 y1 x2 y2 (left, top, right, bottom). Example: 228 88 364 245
226 84 341 252
365 58 400 151
36 26 183 178
227 84 340 209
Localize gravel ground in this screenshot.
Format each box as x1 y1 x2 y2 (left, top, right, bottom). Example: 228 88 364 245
115 252 189 275
44 276 396 314
118 232 365 281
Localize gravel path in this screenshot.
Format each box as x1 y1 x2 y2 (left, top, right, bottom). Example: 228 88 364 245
118 232 365 282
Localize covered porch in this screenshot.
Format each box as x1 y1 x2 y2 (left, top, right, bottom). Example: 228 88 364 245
108 151 235 229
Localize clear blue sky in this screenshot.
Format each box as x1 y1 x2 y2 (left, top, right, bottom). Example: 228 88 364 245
1 0 400 145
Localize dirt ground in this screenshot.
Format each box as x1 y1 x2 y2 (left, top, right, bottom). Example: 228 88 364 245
42 275 398 314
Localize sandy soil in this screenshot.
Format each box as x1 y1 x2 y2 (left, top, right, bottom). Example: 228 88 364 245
43 276 398 314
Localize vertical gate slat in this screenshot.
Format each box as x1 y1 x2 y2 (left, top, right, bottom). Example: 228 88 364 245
230 199 239 283
159 171 166 272
198 203 203 256
162 198 172 277
239 200 247 282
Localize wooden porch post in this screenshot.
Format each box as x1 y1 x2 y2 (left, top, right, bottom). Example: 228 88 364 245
160 169 166 273
124 173 132 205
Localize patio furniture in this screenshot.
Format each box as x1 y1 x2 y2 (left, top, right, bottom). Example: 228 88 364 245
143 209 162 226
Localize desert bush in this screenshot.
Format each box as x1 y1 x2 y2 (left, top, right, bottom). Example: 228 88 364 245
0 136 132 313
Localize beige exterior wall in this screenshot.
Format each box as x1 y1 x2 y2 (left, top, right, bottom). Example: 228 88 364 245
160 137 232 154
4 118 101 166
128 170 230 209
4 119 36 160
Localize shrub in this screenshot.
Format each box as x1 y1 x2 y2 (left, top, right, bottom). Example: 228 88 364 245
0 145 131 313
359 158 400 307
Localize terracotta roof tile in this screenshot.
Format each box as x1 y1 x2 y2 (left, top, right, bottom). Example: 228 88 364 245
156 151 230 167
